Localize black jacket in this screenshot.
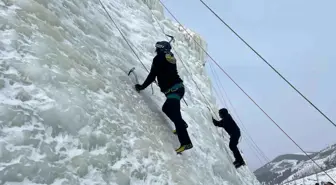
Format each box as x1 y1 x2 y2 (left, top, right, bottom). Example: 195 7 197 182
141 51 183 93
213 114 240 136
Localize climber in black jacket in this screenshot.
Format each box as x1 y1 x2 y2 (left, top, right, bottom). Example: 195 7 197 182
212 108 245 168
134 41 193 154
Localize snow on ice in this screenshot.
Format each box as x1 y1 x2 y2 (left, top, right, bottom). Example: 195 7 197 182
0 0 260 184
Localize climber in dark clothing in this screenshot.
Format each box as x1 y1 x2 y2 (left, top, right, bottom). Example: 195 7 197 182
134 40 193 154
212 108 245 168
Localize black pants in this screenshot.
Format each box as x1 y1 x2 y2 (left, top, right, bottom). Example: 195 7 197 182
229 133 244 162
162 87 192 146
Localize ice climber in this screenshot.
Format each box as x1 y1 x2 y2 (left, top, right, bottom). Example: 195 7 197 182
212 108 246 168
134 40 193 154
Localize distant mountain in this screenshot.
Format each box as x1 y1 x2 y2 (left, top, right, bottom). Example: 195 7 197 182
254 153 310 184
254 144 336 185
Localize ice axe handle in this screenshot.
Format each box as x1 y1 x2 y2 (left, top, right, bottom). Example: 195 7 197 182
128 67 135 76
166 34 175 43
128 67 139 84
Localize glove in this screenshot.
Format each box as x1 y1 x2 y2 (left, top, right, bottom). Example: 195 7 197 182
212 117 219 126
135 84 143 92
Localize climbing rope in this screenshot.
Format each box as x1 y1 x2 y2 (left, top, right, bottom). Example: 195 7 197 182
98 0 334 182
198 0 336 129
156 0 335 183
209 64 267 166
97 0 163 99
142 1 238 164
98 0 148 72
209 62 271 164
143 1 215 112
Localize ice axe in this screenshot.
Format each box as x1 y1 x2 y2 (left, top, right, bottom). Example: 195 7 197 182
128 67 138 84
127 67 154 95
166 34 175 44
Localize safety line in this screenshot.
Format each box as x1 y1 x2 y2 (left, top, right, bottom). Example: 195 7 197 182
198 0 335 129
209 62 270 164
144 1 215 112
209 62 270 162
98 0 149 72
157 1 335 182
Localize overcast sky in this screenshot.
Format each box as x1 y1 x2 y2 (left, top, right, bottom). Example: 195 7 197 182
161 0 336 170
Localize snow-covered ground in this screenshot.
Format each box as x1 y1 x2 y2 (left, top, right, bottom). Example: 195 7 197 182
283 167 336 185
292 153 315 156
285 148 336 184
0 0 259 184
270 159 298 174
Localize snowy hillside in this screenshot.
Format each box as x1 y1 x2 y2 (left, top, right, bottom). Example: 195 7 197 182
255 144 336 185
283 144 336 184
0 0 259 185
282 167 336 185
254 153 310 184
